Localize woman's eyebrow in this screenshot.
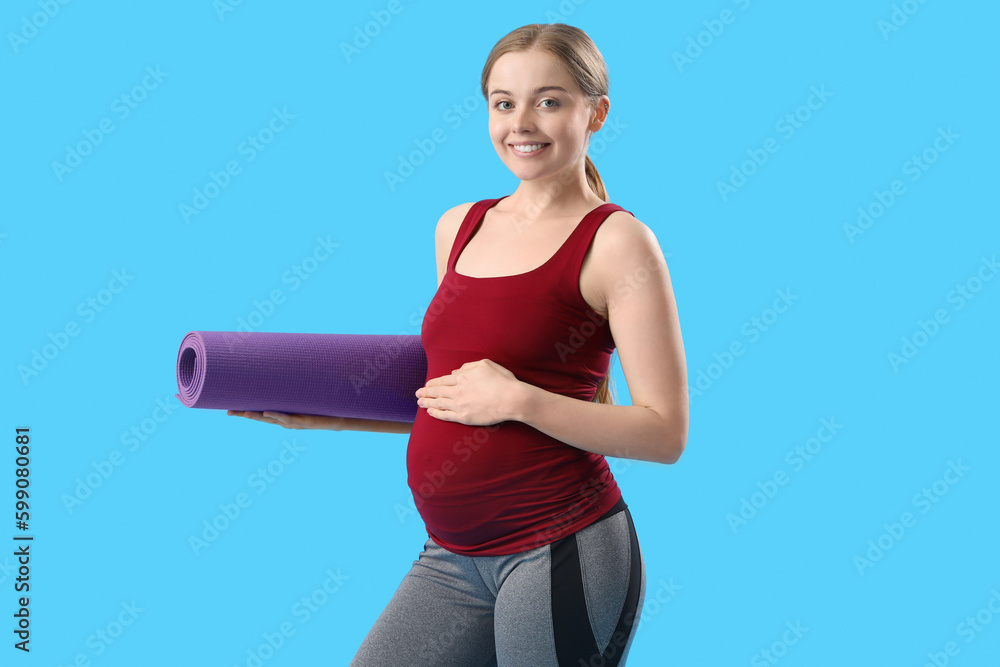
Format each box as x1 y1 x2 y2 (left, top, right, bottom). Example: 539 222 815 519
489 85 569 97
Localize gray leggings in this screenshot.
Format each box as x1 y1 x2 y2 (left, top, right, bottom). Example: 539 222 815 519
351 499 646 666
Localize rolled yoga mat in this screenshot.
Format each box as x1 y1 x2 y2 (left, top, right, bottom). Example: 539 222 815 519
175 331 427 422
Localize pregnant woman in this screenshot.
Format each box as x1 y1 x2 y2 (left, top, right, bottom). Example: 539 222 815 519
230 22 688 666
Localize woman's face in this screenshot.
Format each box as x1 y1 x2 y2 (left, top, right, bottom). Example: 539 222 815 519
486 48 601 184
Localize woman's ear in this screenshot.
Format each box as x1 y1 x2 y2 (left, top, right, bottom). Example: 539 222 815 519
590 97 610 131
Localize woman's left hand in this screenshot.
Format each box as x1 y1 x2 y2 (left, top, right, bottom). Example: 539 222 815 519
416 359 523 425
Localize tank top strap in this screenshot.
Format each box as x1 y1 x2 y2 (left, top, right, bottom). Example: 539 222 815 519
446 197 509 273
554 202 632 277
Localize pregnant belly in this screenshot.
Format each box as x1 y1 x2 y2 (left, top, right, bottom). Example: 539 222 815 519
405 411 605 546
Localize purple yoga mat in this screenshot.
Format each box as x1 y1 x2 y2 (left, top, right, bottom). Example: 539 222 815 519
175 331 427 422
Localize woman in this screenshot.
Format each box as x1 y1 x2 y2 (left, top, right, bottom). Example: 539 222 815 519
231 23 687 666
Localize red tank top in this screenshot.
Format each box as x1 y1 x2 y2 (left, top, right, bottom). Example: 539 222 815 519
408 195 631 556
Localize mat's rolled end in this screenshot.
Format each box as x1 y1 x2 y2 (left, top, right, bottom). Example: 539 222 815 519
176 331 206 407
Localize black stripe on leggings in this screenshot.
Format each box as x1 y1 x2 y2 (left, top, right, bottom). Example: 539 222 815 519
550 530 600 664
550 504 641 666
601 508 642 666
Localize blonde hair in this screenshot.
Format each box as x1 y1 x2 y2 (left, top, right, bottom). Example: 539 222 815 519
480 23 617 405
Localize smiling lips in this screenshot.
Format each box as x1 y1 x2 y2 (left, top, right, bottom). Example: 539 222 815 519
510 142 550 157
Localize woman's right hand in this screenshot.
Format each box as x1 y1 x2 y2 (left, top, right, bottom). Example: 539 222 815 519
227 410 345 430
227 410 412 433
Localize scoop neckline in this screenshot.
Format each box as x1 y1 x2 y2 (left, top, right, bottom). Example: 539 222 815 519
451 196 612 280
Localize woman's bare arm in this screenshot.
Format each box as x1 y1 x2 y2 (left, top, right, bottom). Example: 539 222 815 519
508 213 688 464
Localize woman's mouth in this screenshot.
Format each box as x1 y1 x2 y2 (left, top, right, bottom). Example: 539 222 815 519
510 143 550 157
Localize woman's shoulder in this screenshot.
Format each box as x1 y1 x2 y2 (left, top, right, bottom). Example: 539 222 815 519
589 207 662 275
434 200 478 243
432 201 480 286
438 200 479 224
595 207 652 247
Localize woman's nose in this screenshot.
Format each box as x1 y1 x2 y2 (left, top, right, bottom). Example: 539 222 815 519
510 108 536 133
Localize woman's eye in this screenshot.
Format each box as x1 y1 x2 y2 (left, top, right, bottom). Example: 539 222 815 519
493 99 560 110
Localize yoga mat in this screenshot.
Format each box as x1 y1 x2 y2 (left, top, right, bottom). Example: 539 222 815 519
175 331 426 422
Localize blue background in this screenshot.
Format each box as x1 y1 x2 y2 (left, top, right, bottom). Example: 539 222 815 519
3 0 999 665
